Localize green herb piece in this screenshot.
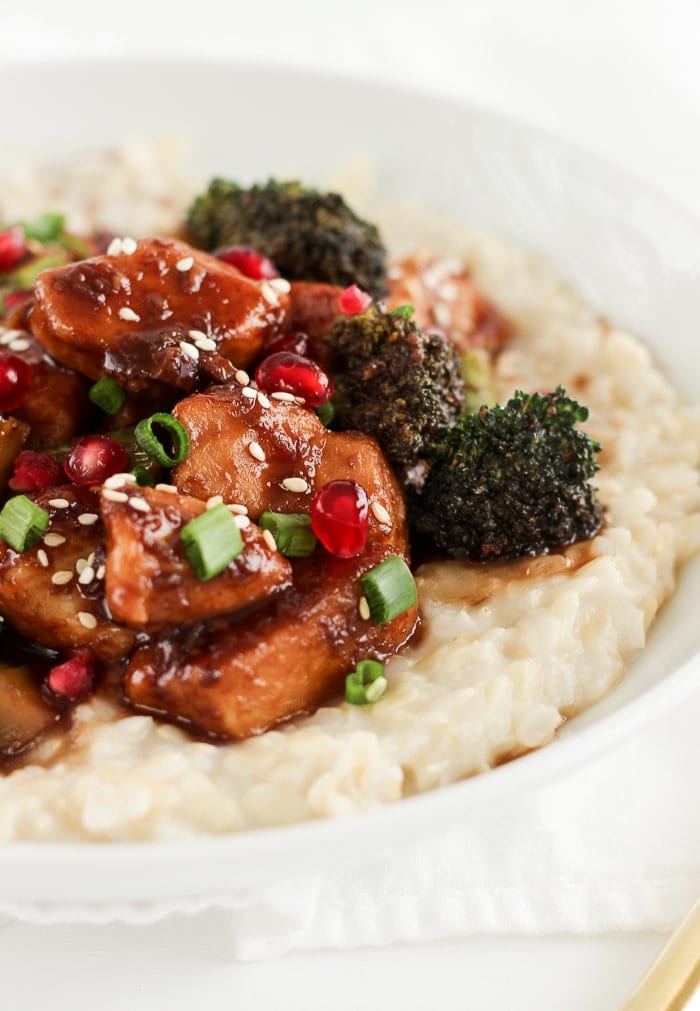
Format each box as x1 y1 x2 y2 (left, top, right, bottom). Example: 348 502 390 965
345 659 387 705
0 495 50 552
134 413 190 467
180 504 243 581
390 304 415 320
20 213 65 244
89 376 127 415
259 512 317 558
314 400 334 427
132 466 156 487
8 251 70 289
360 555 417 624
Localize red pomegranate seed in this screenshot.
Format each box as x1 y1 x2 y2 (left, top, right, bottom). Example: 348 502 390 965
9 451 63 492
338 284 371 315
0 354 32 412
0 226 27 272
255 352 333 406
265 330 315 359
2 289 32 311
311 480 369 558
63 434 128 486
216 245 279 280
46 649 96 702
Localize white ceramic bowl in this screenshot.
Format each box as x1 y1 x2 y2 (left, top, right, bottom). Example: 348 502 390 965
1 61 698 920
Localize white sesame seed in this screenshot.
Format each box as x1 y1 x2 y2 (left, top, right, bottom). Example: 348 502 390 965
78 513 99 526
105 472 136 489
281 477 309 494
86 552 96 567
260 282 279 306
248 441 266 462
371 501 392 526
118 307 141 323
234 514 251 530
193 335 216 352
9 337 30 352
268 277 291 295
175 256 194 272
270 391 295 402
155 483 178 494
121 237 137 255
433 302 452 329
128 497 151 513
359 596 371 620
78 565 95 585
51 570 73 586
235 369 250 386
256 392 271 409
75 558 88 575
107 237 123 256
262 529 277 552
78 611 98 629
37 549 49 568
179 340 200 361
48 498 70 509
294 396 306 405
103 489 128 503
188 329 207 341
241 386 257 401
96 564 106 580
227 503 248 515
206 495 224 509
44 533 66 547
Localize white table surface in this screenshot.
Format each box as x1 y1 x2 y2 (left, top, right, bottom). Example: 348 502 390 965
1 1 699 1007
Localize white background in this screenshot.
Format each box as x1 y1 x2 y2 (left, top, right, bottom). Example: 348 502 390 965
1 1 699 1008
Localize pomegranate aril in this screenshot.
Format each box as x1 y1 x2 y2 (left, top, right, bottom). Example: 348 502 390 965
311 479 369 558
9 451 63 492
265 330 315 359
46 649 95 701
0 226 27 272
63 435 128 486
255 352 333 407
338 284 371 315
0 354 32 412
216 245 279 281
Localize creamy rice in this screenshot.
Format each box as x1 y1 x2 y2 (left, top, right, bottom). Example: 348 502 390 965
0 144 698 841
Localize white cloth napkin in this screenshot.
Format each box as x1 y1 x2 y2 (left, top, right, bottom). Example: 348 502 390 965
229 687 700 960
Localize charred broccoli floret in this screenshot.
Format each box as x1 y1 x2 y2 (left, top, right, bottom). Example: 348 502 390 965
328 304 463 481
410 387 603 560
186 179 388 298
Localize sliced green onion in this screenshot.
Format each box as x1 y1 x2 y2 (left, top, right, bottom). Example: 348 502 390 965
259 512 317 558
345 659 387 705
0 495 50 552
89 376 127 414
360 555 417 624
9 252 70 288
390 304 415 320
135 413 190 467
314 401 334 427
181 503 243 581
20 213 65 244
132 466 156 487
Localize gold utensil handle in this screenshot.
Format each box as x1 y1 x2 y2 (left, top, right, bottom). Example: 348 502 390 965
620 898 700 1010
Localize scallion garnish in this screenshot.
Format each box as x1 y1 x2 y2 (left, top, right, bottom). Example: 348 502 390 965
259 512 317 557
360 555 417 624
314 401 334 427
180 503 243 581
345 659 387 705
134 413 190 467
0 495 50 552
89 376 127 415
390 304 415 320
132 466 156 487
20 213 65 244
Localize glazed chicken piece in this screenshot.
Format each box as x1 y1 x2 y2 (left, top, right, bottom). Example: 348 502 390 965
287 255 509 353
0 487 134 661
5 331 94 447
123 389 418 738
29 238 290 393
102 484 292 630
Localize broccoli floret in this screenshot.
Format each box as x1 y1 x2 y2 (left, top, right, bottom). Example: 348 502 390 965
410 387 603 560
186 178 388 298
328 304 463 481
